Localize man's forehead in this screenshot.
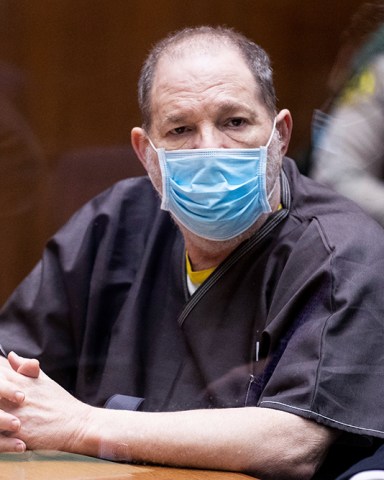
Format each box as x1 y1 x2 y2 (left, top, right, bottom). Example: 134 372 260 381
152 43 255 96
151 45 259 106
157 39 243 69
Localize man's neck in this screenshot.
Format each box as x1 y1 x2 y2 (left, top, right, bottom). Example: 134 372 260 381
182 181 282 271
185 241 234 271
182 214 269 271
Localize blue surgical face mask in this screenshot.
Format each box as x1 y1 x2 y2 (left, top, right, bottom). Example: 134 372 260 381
148 119 277 241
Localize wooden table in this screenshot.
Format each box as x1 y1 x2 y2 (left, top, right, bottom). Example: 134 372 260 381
0 450 255 479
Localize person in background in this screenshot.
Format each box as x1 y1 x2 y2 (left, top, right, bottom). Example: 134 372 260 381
0 26 384 480
310 1 384 226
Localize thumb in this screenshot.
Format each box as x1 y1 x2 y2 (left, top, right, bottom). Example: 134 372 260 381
8 351 40 378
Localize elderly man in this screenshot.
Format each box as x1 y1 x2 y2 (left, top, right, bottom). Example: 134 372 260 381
0 26 384 480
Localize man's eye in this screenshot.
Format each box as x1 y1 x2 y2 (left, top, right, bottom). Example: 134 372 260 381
170 126 188 135
227 118 246 128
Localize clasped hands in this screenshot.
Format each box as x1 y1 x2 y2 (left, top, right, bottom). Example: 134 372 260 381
0 351 89 453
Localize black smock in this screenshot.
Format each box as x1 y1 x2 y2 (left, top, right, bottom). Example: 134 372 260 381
1 157 384 478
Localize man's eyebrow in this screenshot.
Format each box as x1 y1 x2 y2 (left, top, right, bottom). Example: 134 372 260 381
217 101 258 121
163 113 189 126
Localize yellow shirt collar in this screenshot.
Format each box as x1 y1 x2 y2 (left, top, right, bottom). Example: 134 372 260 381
186 253 216 285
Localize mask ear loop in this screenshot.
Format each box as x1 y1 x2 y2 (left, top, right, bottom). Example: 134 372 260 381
266 116 279 202
146 136 158 152
265 117 277 148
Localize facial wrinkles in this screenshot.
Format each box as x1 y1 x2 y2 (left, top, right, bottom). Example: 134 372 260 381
151 49 268 145
157 80 251 126
162 71 256 106
156 97 269 150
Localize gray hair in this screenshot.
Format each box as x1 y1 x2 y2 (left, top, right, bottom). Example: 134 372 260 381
137 25 277 130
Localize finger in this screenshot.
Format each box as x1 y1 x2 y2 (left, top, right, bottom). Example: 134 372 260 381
0 410 21 434
8 352 40 379
0 378 25 404
6 351 22 372
0 435 26 453
17 359 40 379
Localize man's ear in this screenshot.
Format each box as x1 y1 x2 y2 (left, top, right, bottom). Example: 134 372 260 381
131 127 151 171
276 109 293 156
